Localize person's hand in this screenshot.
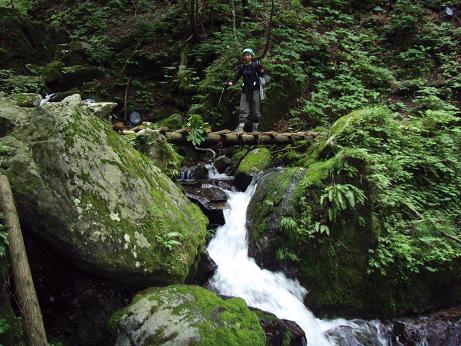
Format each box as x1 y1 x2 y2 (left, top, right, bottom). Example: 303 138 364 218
225 81 233 86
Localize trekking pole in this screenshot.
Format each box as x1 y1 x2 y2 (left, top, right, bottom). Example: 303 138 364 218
212 84 228 129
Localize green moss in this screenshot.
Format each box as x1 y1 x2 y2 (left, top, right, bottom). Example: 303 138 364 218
26 60 65 83
156 113 183 130
248 168 303 242
237 147 272 176
300 157 336 187
111 285 265 346
0 97 208 286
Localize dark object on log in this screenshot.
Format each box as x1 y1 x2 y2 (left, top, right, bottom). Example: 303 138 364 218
0 175 48 346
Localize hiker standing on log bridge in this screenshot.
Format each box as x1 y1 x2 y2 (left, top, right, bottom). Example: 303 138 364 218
226 48 269 133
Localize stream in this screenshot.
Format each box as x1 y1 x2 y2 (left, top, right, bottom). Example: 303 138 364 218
192 166 461 346
207 180 339 345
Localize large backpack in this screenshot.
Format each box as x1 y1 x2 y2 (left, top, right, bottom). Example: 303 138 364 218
251 61 270 101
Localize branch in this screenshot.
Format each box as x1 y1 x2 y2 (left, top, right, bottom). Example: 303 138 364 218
441 231 461 246
124 76 133 123
194 145 216 159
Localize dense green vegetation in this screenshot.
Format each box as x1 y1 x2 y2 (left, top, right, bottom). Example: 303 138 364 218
0 0 460 334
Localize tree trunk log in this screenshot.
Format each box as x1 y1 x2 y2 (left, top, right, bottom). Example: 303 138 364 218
0 175 47 346
121 130 318 146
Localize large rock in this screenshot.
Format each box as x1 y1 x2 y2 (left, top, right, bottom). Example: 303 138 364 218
11 93 42 107
0 95 208 286
1 75 48 95
325 307 461 346
235 147 272 191
0 8 60 68
131 129 182 178
183 183 228 226
83 102 117 120
247 108 461 317
251 308 306 346
110 285 266 346
247 168 306 270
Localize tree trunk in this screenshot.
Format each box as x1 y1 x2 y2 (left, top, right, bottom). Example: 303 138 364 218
262 0 275 58
0 175 47 346
189 0 199 38
231 0 238 47
242 0 251 18
124 76 132 123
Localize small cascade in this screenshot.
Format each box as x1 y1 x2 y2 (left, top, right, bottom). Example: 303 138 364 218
195 166 461 345
205 163 234 181
207 180 344 345
39 93 56 106
178 166 196 181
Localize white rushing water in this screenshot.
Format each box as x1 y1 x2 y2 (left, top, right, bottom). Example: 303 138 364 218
207 181 346 345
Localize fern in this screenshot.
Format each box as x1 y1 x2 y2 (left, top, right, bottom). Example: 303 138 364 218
320 184 366 222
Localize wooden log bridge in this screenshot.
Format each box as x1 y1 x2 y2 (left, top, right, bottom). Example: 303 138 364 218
121 128 319 146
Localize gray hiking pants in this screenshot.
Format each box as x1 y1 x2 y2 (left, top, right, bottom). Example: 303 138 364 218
239 90 261 123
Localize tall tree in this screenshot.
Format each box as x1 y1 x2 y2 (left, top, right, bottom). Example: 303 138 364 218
262 0 275 58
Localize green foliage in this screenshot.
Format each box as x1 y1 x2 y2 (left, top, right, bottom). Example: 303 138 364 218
280 216 298 234
320 183 366 222
0 318 9 335
0 0 34 14
186 114 208 145
155 232 183 251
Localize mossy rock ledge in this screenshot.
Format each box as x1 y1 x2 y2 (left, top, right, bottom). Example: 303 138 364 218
247 108 461 317
110 285 266 346
235 147 272 191
0 95 208 286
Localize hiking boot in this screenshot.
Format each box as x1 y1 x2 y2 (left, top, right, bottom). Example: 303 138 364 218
234 123 245 133
252 122 259 132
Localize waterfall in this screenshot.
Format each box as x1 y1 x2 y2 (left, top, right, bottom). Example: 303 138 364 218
207 181 345 345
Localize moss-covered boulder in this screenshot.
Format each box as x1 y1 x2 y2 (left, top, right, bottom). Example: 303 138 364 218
0 95 208 286
83 102 117 120
236 147 272 191
1 75 47 95
247 107 461 317
131 129 182 178
0 8 60 68
26 60 66 83
110 285 266 346
247 168 306 269
156 112 183 130
11 93 42 107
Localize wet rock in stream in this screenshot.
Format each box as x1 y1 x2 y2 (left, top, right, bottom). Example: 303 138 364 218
184 184 228 226
325 307 461 346
251 307 307 346
186 250 217 286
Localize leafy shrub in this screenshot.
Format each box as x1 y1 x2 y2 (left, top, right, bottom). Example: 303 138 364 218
186 114 208 145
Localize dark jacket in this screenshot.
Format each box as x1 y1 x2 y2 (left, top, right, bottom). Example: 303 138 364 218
232 61 265 92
